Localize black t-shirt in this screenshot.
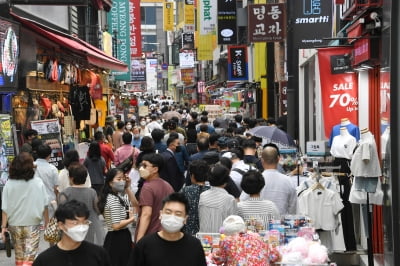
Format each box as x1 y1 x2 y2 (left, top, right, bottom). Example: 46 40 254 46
33 241 111 266
129 232 206 266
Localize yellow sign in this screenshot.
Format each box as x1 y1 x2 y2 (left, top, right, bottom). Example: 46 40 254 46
163 2 174 31
102 31 112 56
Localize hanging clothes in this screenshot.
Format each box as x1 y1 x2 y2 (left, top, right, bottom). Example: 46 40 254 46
69 85 91 121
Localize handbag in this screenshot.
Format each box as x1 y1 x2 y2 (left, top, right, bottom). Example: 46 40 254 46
117 148 135 173
85 97 97 125
44 217 61 243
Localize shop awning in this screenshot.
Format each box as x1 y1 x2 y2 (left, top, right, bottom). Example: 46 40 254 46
11 13 128 72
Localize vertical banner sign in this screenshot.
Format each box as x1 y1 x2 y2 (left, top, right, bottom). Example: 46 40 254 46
199 0 217 34
318 47 359 138
108 0 130 80
0 115 15 185
31 119 64 170
228 45 248 81
0 18 19 88
163 2 174 31
184 4 195 32
380 71 390 121
217 0 237 44
129 0 142 58
146 58 158 93
130 58 146 81
289 0 332 49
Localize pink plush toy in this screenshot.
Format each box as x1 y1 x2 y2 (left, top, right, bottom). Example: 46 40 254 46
287 237 309 258
306 243 328 264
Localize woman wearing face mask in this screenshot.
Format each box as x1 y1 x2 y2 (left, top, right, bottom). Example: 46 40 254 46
98 168 138 266
138 117 150 137
33 200 111 266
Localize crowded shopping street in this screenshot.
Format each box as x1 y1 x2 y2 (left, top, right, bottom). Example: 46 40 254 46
1 0 400 266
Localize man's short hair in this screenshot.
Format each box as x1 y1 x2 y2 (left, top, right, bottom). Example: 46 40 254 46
166 135 179 147
199 124 208 133
234 114 242 123
94 131 104 141
196 137 210 151
189 160 209 182
55 200 90 223
263 143 280 156
68 163 88 185
142 153 164 172
208 164 230 186
200 116 208 123
242 139 257 149
122 132 133 144
209 133 221 146
241 170 265 195
24 129 38 139
151 128 165 142
117 121 125 129
37 144 52 159
162 192 189 215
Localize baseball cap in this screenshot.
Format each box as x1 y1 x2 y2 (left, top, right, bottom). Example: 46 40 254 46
227 138 240 149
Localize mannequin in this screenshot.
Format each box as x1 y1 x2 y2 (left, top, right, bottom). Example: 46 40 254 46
330 127 357 160
328 118 360 147
350 128 383 265
330 127 357 251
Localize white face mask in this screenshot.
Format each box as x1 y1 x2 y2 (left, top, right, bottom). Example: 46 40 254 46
139 167 150 179
126 125 132 130
64 224 89 242
134 134 140 138
160 214 185 233
140 121 146 126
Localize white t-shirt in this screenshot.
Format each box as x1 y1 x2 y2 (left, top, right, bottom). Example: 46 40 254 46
350 132 382 177
330 134 357 159
298 188 344 230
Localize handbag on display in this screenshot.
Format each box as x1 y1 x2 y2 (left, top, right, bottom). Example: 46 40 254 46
43 217 61 243
85 97 97 125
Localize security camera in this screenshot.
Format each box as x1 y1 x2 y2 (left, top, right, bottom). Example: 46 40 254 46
370 12 378 20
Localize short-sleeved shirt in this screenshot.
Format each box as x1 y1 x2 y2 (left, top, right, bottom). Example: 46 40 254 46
34 158 59 202
104 193 131 231
135 178 174 240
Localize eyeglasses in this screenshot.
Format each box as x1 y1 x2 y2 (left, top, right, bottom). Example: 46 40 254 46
66 220 92 226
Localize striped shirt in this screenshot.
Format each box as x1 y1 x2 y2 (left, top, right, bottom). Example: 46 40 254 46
237 197 281 231
199 187 237 233
104 193 130 231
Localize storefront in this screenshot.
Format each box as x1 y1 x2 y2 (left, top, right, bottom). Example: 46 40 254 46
0 13 127 169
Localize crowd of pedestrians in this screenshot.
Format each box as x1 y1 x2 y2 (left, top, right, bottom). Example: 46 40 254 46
1 103 295 266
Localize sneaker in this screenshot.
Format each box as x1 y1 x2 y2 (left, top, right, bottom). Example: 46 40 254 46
4 231 11 257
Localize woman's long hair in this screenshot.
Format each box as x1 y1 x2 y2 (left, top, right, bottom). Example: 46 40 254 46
9 152 35 181
88 141 101 161
97 168 125 214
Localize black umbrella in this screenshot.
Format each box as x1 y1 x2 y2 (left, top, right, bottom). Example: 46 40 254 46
249 126 296 148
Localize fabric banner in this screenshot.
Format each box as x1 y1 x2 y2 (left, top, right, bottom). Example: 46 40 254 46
129 0 142 58
217 0 237 44
318 47 359 138
163 2 174 31
380 71 390 121
0 115 15 185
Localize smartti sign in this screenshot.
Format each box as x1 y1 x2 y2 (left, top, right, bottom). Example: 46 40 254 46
290 0 332 49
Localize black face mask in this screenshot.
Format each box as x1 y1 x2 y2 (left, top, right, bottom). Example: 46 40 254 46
175 146 182 153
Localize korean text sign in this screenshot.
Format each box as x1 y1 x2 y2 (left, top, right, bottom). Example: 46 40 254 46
248 3 286 42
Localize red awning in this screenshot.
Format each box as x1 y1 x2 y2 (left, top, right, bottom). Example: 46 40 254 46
92 0 113 11
11 13 127 72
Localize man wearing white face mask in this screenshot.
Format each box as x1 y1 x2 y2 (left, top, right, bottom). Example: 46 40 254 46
129 192 206 266
33 200 111 266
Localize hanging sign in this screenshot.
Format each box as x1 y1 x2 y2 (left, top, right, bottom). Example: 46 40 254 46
318 47 359 138
0 115 15 185
31 119 64 170
228 45 248 81
217 0 237 44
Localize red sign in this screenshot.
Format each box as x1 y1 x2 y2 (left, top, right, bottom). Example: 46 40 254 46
318 47 359 138
248 3 285 42
353 38 370 66
129 0 142 57
380 71 390 121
